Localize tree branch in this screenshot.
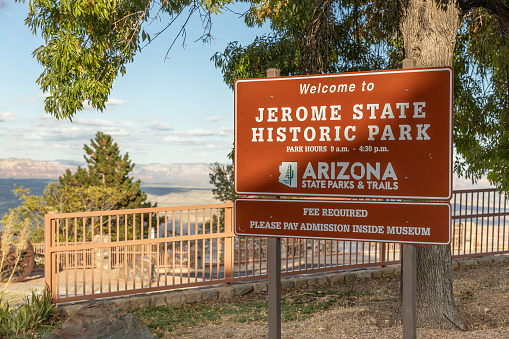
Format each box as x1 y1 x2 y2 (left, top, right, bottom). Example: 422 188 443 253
458 0 509 32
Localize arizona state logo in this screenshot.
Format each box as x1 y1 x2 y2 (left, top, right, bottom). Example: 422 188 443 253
278 162 297 188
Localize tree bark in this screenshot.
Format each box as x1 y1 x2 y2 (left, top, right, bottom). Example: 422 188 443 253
400 0 466 330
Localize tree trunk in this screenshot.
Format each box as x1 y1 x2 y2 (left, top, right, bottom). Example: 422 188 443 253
400 0 466 330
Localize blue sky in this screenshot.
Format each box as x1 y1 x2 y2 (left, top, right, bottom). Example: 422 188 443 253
0 1 268 165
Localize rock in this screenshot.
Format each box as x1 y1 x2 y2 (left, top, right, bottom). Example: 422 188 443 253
232 283 254 296
315 276 329 285
252 282 268 293
491 255 509 263
42 301 154 339
119 256 156 283
344 272 357 281
354 270 372 280
281 279 294 290
475 257 494 265
128 295 152 309
291 278 308 288
183 290 202 303
457 259 477 267
201 288 219 301
217 286 234 299
307 277 317 286
327 274 345 284
166 292 186 306
380 267 395 276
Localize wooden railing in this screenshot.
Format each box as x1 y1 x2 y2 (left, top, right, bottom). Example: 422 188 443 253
43 189 508 303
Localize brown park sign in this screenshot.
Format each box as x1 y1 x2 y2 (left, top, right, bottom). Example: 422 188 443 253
234 68 453 199
235 199 451 245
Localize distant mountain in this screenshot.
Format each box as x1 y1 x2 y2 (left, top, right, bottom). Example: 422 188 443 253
0 158 79 179
133 163 212 188
0 158 214 188
0 159 217 219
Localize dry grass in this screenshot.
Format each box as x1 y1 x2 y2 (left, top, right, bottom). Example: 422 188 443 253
170 259 509 338
0 216 31 303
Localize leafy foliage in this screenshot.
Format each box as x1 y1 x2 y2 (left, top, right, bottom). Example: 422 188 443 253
453 8 509 192
209 162 235 202
0 286 57 336
213 0 509 193
209 145 235 203
212 0 403 86
17 0 233 120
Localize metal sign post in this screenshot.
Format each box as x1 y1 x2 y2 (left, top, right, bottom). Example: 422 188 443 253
402 57 417 339
266 68 282 339
268 237 281 339
402 243 417 339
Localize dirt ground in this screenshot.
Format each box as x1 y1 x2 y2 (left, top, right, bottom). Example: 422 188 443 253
173 260 509 338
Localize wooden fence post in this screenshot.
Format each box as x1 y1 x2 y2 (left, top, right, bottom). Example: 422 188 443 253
224 203 234 282
44 211 55 301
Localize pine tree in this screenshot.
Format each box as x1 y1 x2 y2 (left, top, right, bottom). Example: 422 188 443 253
80 132 151 210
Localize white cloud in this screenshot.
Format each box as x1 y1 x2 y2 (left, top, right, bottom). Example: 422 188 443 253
14 125 88 140
99 127 131 136
19 96 38 103
82 101 94 109
180 129 217 136
5 141 44 151
0 112 16 122
204 143 221 149
106 98 129 106
453 174 494 190
15 119 132 141
204 116 221 123
75 119 116 126
82 98 129 109
18 93 51 104
151 122 174 131
218 127 233 136
162 135 202 144
34 115 135 132
74 118 137 129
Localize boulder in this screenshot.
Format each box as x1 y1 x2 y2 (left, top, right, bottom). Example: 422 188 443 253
42 301 154 339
